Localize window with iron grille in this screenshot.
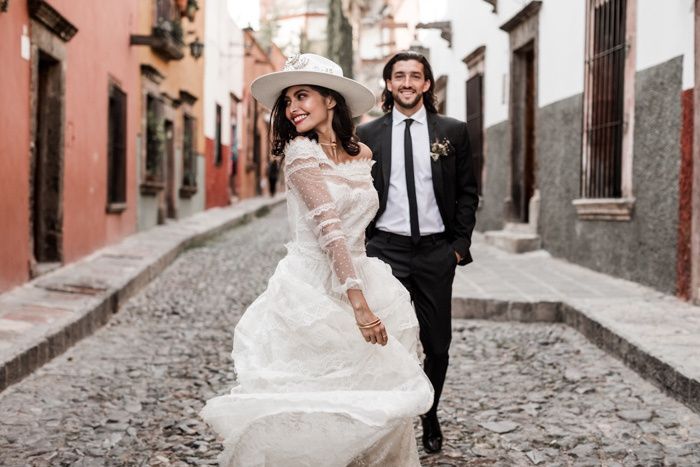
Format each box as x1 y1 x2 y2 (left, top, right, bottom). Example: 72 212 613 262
182 114 197 187
145 94 165 181
107 83 127 206
582 0 627 199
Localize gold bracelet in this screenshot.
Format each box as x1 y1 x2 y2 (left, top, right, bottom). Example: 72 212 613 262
357 318 381 329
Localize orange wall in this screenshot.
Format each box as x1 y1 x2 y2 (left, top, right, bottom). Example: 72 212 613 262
51 0 140 263
0 6 32 291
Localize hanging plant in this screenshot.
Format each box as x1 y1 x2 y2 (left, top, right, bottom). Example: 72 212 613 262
185 0 199 21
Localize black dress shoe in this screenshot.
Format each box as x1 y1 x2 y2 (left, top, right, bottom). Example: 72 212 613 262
421 413 443 453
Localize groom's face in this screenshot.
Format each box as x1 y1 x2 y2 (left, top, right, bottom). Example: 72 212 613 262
386 59 431 112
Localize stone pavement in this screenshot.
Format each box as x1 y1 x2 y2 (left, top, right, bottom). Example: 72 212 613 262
1 204 698 466
452 234 700 415
0 194 285 393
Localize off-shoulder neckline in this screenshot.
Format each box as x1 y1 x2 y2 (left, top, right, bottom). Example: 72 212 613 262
292 137 373 167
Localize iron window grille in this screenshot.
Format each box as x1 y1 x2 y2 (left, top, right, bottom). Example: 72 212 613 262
581 0 627 199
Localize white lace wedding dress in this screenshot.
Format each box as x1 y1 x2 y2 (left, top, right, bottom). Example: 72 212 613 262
200 137 434 467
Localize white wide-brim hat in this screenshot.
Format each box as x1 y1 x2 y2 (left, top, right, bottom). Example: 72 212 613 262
251 54 376 118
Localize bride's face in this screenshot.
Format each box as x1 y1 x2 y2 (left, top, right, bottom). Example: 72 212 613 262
284 85 334 134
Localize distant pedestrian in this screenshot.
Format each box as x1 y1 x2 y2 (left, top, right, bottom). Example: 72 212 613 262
267 158 279 196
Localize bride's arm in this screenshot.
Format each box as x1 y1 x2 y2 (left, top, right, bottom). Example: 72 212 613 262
285 138 387 345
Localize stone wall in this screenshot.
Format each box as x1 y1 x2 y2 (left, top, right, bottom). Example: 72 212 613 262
481 57 683 294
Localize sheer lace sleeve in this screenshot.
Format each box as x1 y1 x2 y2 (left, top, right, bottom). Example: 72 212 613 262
285 137 363 293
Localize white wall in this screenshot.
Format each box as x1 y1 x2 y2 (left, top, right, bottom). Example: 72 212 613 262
204 0 245 143
637 0 694 90
420 0 695 126
418 0 513 126
538 0 585 107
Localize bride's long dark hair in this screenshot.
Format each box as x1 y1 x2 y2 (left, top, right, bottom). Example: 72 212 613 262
270 85 360 158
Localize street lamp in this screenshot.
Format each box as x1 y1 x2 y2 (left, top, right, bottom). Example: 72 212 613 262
189 37 204 59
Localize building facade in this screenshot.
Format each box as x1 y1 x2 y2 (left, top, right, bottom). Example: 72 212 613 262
420 0 697 300
132 0 206 230
0 0 141 293
236 28 286 200
203 0 244 207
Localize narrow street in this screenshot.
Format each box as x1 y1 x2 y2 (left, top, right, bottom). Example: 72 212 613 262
1 205 699 466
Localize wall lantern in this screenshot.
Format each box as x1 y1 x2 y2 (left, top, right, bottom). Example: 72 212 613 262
189 37 204 59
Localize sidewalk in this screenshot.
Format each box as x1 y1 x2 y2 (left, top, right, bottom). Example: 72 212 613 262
0 195 285 392
453 233 700 413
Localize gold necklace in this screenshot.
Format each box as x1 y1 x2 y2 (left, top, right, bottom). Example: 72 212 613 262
319 140 337 159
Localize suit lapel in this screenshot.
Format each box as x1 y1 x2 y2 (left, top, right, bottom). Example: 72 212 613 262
428 112 446 213
380 114 392 196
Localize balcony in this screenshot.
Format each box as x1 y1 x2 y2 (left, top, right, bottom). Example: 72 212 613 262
130 0 186 61
130 20 185 61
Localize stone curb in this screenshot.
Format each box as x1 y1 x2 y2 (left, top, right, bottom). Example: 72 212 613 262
453 297 700 414
0 196 285 393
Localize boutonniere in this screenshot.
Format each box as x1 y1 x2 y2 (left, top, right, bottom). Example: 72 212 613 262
430 138 452 162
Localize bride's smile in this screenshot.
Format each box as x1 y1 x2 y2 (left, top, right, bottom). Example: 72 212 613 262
284 85 335 134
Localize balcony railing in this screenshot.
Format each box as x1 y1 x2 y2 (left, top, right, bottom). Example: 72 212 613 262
130 0 185 61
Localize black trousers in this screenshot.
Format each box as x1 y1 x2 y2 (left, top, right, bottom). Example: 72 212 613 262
366 230 457 418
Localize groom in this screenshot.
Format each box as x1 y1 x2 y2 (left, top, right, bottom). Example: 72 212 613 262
357 51 479 453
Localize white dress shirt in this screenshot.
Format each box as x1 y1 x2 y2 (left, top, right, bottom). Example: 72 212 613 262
376 106 445 236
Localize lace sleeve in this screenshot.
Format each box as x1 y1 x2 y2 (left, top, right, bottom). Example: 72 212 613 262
285 138 363 293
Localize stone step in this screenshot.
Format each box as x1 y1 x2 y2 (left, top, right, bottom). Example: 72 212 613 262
504 222 535 234
483 229 541 254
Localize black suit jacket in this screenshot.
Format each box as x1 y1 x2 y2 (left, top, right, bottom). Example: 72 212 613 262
356 111 479 266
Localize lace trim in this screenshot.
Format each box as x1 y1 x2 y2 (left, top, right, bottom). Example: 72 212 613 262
319 231 346 249
304 202 336 220
316 217 342 231
285 160 321 178
333 277 364 293
284 137 320 162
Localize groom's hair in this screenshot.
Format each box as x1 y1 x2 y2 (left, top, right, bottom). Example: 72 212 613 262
381 51 438 114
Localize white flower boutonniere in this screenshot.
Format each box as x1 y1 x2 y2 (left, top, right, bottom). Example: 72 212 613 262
430 138 452 162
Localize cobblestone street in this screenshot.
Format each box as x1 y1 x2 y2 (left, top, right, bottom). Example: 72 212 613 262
1 204 699 466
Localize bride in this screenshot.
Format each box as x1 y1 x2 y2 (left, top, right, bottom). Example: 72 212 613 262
200 53 434 466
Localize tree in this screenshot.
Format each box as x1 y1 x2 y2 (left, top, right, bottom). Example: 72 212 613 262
326 0 353 78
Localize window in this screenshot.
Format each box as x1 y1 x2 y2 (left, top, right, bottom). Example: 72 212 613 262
577 0 636 220
107 83 127 208
145 94 165 181
214 104 222 166
464 45 486 198
182 114 196 187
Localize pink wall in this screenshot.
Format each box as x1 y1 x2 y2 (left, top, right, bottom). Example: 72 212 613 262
0 1 140 293
0 6 32 291
52 0 140 262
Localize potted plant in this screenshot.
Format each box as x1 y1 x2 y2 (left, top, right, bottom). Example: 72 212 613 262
185 0 199 21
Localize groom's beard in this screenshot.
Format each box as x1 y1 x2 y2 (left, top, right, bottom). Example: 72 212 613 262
392 88 423 111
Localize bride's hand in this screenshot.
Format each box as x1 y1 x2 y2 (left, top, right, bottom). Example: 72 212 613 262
347 289 388 346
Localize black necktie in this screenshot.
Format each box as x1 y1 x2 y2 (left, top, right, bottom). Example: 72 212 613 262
403 118 420 244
